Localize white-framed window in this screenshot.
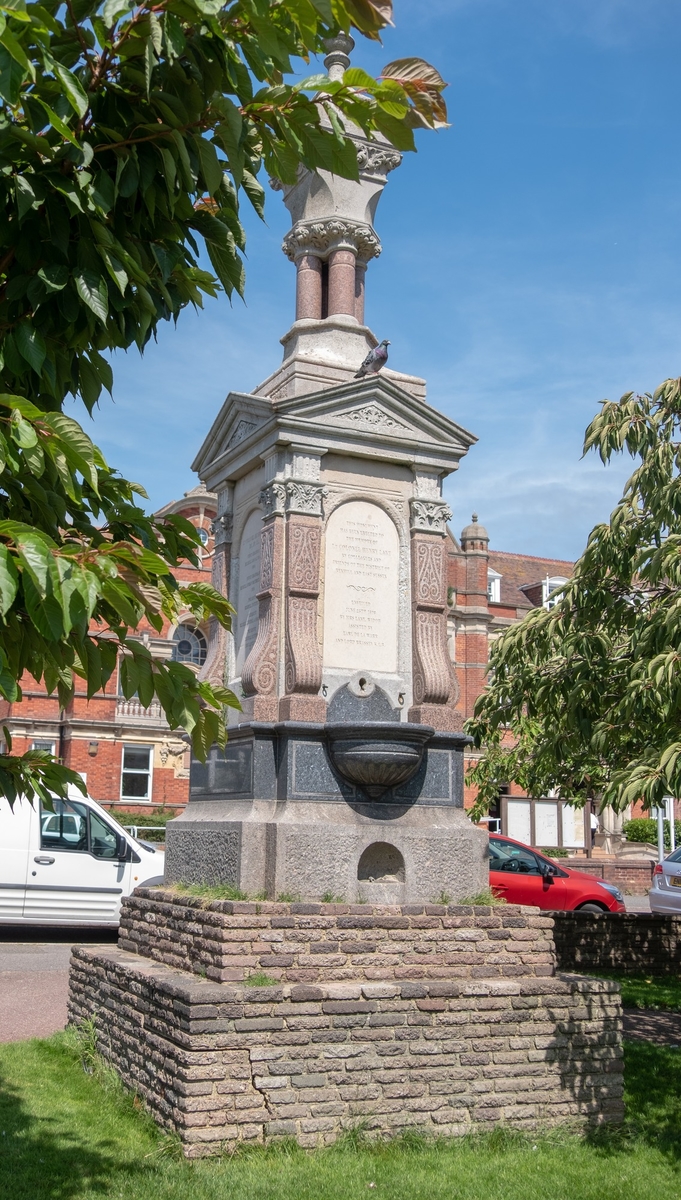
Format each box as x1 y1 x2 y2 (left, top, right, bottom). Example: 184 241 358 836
487 569 502 605
542 576 568 610
32 739 56 755
172 623 207 667
121 744 153 801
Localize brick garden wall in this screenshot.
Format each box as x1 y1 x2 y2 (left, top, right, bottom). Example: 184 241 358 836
68 944 623 1156
119 891 557 984
554 911 681 976
563 860 653 895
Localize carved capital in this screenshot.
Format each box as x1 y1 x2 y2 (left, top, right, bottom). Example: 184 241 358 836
356 143 403 178
211 512 233 546
282 218 382 264
259 482 287 519
409 498 452 536
285 480 327 517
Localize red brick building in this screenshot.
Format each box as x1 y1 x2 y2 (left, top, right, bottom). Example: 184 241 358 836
1 496 578 823
0 485 217 816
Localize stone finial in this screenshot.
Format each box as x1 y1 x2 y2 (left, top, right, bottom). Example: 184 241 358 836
460 512 489 551
324 34 355 82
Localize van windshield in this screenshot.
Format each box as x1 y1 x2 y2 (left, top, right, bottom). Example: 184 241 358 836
40 800 120 859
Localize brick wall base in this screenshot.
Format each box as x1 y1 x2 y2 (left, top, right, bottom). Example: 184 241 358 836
554 911 681 975
563 860 653 894
68 944 624 1156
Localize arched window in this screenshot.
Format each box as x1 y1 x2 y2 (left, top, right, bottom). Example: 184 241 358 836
172 623 207 667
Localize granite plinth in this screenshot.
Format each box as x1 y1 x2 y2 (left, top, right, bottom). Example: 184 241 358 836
164 721 487 903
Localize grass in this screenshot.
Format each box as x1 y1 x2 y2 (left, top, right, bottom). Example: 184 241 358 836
589 972 681 1011
457 888 507 906
167 883 253 902
2 1034 681 1200
244 972 278 988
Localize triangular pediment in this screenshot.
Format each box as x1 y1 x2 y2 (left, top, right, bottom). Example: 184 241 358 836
277 375 476 453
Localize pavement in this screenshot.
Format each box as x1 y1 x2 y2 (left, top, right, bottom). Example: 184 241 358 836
0 927 117 1043
624 894 651 912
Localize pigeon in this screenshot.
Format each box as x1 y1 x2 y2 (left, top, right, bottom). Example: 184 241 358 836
355 339 390 378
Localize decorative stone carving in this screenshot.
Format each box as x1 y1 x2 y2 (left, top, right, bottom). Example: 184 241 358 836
285 480 327 516
288 523 321 591
259 482 286 519
242 595 280 696
227 419 257 449
211 512 233 546
284 596 321 694
356 144 403 177
337 404 410 435
415 540 445 606
282 218 381 264
284 518 323 698
409 498 452 536
411 610 451 707
242 514 283 700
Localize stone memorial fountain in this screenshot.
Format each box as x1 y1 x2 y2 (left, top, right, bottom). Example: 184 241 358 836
69 41 624 1152
163 36 488 905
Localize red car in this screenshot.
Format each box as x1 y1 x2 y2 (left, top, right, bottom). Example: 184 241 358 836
489 834 626 912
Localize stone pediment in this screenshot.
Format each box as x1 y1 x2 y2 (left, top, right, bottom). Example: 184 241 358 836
277 376 475 456
193 377 476 492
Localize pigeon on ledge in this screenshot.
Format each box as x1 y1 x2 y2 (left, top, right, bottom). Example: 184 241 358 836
355 339 390 378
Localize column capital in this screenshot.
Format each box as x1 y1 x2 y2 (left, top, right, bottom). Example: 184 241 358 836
282 218 381 264
259 482 287 519
409 498 452 536
285 480 328 517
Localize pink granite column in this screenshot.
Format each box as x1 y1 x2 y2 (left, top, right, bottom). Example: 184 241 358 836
295 253 322 320
327 248 357 317
354 260 367 324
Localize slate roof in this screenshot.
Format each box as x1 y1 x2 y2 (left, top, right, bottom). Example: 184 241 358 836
487 549 574 611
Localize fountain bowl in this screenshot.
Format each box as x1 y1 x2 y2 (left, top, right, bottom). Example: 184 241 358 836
325 722 435 798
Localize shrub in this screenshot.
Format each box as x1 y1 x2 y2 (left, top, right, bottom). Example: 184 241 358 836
623 818 681 850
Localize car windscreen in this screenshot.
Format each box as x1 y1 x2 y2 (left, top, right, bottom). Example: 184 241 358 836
667 847 681 863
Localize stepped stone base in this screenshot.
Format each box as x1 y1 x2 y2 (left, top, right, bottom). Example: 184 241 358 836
67 898 624 1156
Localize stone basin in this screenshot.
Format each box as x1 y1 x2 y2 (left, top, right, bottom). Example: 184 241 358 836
325 722 435 798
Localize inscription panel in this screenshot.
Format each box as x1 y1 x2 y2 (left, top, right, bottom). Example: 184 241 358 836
323 501 399 673
235 509 262 674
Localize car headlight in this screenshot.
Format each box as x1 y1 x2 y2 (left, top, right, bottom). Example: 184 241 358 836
597 881 624 903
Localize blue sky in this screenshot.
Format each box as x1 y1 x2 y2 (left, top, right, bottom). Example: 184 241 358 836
80 0 681 561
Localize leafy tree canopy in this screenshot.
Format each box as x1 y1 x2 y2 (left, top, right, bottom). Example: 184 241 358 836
467 378 681 818
0 0 447 803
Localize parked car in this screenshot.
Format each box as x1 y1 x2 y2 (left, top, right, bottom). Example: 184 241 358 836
0 787 164 926
649 847 681 914
489 834 626 912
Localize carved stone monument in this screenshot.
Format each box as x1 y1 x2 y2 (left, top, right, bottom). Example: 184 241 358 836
165 36 487 903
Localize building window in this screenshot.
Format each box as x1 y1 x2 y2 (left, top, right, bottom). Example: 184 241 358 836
197 527 209 546
121 745 153 801
32 740 56 755
172 623 207 667
487 570 502 605
542 576 567 610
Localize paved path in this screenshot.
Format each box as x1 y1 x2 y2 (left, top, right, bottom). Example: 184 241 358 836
0 928 117 1043
624 894 651 912
623 1008 681 1046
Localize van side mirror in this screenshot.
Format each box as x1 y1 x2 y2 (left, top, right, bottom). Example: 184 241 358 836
115 833 129 861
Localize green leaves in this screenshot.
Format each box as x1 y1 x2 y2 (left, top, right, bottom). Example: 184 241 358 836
0 0 444 794
469 376 681 817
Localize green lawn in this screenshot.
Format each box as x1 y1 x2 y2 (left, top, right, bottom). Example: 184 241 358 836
0 1035 680 1200
589 972 681 1011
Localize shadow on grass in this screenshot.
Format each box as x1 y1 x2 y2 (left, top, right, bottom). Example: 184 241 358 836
586 1041 681 1163
0 1037 166 1200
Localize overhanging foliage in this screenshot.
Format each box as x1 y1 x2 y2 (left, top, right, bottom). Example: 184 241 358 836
0 0 447 803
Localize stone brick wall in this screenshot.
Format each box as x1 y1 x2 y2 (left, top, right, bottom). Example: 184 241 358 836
554 911 681 976
564 860 653 894
119 892 556 984
68 945 623 1156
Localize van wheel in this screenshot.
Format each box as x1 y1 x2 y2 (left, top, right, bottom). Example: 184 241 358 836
576 902 607 913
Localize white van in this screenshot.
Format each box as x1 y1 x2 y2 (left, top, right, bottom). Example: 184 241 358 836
0 787 164 925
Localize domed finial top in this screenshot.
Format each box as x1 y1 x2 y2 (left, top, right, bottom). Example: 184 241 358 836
461 512 489 548
324 34 355 82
